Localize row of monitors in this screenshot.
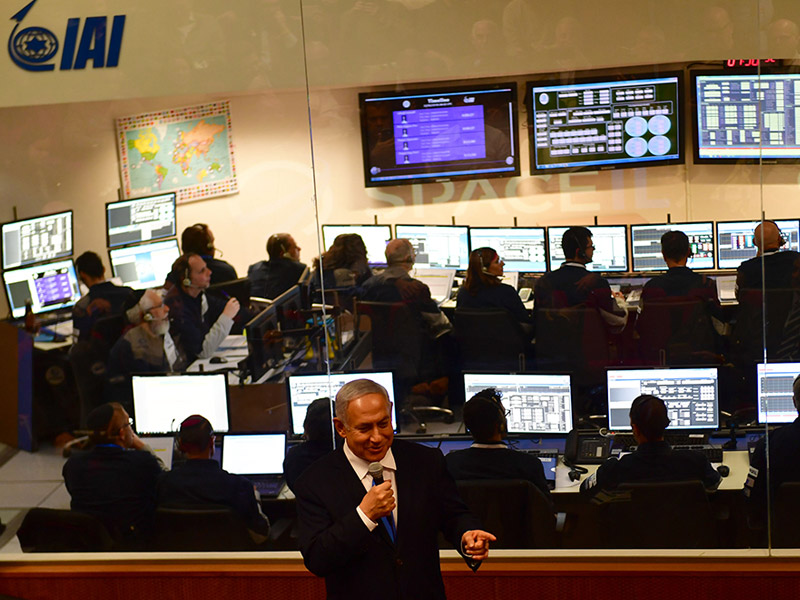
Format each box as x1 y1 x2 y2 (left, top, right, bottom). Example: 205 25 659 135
129 364 796 439
323 220 800 272
360 69 800 187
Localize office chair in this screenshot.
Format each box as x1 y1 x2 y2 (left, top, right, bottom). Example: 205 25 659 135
637 296 721 366
771 481 800 548
598 480 717 548
452 479 557 549
148 506 259 551
453 308 529 372
16 508 115 552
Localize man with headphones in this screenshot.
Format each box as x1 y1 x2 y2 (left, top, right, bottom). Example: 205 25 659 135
163 253 241 362
72 250 134 343
445 389 553 510
180 223 238 286
247 232 307 299
580 395 720 501
533 225 627 333
156 415 271 544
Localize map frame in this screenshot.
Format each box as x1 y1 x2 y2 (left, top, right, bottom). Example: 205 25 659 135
115 100 238 203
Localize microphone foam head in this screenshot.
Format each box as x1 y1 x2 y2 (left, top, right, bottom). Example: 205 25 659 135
368 461 384 481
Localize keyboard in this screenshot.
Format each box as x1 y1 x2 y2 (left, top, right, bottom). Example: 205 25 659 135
520 449 558 460
673 444 724 463
252 478 284 498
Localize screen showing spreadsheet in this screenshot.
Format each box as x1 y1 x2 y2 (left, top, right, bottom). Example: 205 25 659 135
394 225 469 269
547 225 629 272
469 227 547 273
106 193 177 248
1 211 73 270
757 362 800 424
716 219 800 269
630 222 714 271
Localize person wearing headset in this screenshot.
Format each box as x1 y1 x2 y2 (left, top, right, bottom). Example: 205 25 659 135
247 232 307 299
445 388 553 511
456 246 532 331
533 225 627 333
163 253 241 363
181 223 238 286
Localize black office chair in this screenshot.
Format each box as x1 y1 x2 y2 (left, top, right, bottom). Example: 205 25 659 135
68 340 108 428
453 308 529 372
598 480 717 548
453 479 557 549
16 508 115 552
148 506 258 551
771 481 800 548
637 296 721 366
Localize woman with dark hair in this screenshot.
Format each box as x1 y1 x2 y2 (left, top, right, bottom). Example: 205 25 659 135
456 246 532 326
312 233 372 288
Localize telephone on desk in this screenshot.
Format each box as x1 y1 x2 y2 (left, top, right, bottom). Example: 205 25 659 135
564 430 611 464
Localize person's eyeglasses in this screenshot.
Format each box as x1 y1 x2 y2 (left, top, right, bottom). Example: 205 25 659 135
587 245 596 251
121 418 133 430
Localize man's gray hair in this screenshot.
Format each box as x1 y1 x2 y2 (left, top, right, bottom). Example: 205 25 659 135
335 378 390 424
127 288 162 325
385 238 415 266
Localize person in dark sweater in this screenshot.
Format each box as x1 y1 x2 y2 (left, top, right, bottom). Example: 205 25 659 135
71 251 134 342
445 388 553 510
248 233 307 299
283 397 335 492
181 223 238 285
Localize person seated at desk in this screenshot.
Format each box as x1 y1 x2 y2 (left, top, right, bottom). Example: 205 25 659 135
312 232 372 292
181 223 238 285
283 397 335 492
248 233 307 299
164 253 240 362
157 415 271 544
62 402 165 545
361 238 452 338
456 246 532 332
533 226 626 333
580 394 721 501
445 388 553 510
641 231 721 302
72 251 134 343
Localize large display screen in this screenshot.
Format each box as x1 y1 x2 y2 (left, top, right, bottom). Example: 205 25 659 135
108 239 180 290
547 225 629 272
394 225 469 269
321 225 392 267
716 219 800 269
106 192 177 248
360 82 520 187
528 71 684 173
468 227 547 273
630 222 715 272
1 210 73 270
693 71 800 163
2 258 81 319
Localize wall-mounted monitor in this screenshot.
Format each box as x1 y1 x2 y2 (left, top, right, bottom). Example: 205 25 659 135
2 258 81 319
547 225 629 272
360 82 520 187
692 70 800 163
321 225 392 267
106 192 177 248
468 227 547 273
394 225 469 269
108 238 180 290
528 71 684 174
757 362 800 424
630 222 715 272
1 210 73 271
606 367 719 432
462 372 573 434
716 219 800 270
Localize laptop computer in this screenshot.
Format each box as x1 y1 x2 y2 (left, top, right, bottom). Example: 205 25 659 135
715 274 737 305
412 268 456 305
221 433 287 497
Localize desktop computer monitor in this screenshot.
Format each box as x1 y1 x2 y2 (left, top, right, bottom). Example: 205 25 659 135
715 219 800 270
547 225 629 272
106 193 177 248
221 433 286 476
606 367 719 432
108 239 180 290
757 362 800 424
630 222 715 272
131 372 230 435
287 372 397 435
462 373 573 434
2 258 81 319
1 210 73 270
394 225 469 269
321 225 392 267
468 227 547 273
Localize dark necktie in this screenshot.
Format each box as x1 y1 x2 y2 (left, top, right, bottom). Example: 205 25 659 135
371 477 396 543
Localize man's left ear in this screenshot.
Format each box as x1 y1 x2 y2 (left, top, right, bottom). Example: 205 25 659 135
333 418 347 439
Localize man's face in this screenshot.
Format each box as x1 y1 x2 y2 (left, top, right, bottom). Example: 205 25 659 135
583 236 595 263
188 255 212 290
110 408 134 448
334 393 394 462
286 236 301 261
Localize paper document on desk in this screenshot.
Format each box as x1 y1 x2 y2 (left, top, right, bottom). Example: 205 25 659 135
219 335 247 350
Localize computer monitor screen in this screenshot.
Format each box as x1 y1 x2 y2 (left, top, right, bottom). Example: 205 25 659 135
692 71 800 163
716 219 800 269
2 258 81 319
1 210 73 270
360 82 520 187
462 373 573 434
106 193 177 248
394 225 469 269
757 362 800 424
244 303 283 383
131 373 229 435
321 225 392 267
468 227 547 273
528 71 684 174
287 372 397 435
606 367 719 431
630 222 715 272
547 225 629 272
108 239 180 290
222 433 286 475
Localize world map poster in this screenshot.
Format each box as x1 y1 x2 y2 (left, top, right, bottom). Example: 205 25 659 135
116 101 238 203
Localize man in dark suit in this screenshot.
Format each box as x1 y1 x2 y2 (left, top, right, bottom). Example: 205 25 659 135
294 378 495 600
248 233 307 300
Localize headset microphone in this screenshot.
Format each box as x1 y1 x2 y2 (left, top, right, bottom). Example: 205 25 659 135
143 312 153 322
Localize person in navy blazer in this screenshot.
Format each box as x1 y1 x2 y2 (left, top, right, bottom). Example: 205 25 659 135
294 379 495 600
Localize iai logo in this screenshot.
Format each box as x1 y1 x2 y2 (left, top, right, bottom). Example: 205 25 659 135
8 0 126 72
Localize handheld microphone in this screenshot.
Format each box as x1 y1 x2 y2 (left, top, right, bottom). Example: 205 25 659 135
368 461 384 484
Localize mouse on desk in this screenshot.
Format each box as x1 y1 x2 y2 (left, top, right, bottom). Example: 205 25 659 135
717 465 730 477
209 356 227 364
